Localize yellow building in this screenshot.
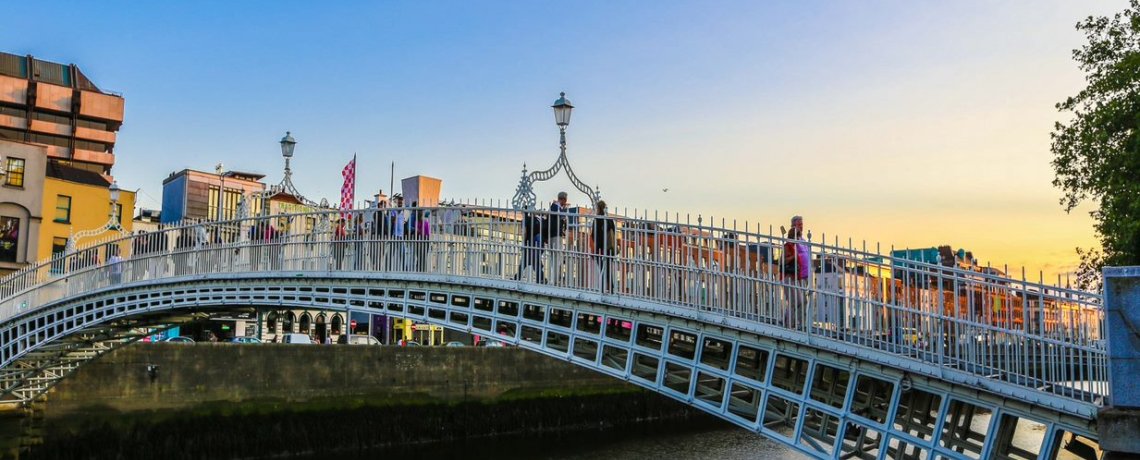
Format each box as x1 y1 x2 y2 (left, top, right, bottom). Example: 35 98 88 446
38 162 134 261
391 318 445 345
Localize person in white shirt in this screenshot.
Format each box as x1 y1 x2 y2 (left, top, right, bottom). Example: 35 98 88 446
387 195 408 270
107 246 124 285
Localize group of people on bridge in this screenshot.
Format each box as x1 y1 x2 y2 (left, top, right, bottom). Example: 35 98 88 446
22 193 819 330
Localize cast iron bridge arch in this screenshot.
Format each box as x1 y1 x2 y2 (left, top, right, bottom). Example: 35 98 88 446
0 205 1109 459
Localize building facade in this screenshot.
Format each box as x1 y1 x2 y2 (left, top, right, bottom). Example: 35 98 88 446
132 208 161 234
0 52 134 273
161 169 266 224
0 140 47 275
39 162 135 261
400 175 442 207
0 52 124 176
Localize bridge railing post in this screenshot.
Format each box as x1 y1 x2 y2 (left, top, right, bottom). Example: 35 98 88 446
1099 266 1140 457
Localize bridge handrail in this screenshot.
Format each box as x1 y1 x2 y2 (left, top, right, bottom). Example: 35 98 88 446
0 205 1092 293
0 206 1103 302
0 204 1108 407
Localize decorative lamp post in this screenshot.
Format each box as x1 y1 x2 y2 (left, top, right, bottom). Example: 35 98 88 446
280 131 296 185
553 92 573 128
258 131 319 218
215 163 226 222
109 180 121 215
511 92 600 210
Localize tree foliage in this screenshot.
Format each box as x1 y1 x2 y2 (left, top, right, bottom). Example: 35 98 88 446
1052 1 1140 290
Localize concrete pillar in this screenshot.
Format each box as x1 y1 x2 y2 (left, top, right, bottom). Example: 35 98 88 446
1099 266 1140 457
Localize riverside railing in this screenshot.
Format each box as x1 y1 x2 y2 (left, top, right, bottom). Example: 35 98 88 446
0 204 1108 406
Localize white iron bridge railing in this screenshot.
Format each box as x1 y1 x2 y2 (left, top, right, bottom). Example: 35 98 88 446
0 204 1108 407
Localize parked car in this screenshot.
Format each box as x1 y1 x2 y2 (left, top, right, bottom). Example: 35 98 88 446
483 340 508 348
162 336 194 344
445 341 465 347
396 339 420 347
281 333 314 344
231 337 262 344
348 335 382 346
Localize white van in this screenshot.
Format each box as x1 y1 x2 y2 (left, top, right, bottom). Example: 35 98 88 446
281 333 313 344
348 335 381 346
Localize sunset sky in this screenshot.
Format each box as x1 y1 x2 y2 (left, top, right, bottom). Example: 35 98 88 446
2 1 1123 281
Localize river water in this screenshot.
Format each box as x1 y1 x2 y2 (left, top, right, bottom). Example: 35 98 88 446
299 422 800 460
539 425 799 460
297 411 1063 460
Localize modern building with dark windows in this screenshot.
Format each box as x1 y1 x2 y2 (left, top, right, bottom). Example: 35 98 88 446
161 169 267 224
0 51 125 176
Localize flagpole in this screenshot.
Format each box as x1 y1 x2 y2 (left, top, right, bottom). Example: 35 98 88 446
390 161 394 200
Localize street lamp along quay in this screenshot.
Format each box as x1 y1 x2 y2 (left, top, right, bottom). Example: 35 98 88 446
511 92 601 210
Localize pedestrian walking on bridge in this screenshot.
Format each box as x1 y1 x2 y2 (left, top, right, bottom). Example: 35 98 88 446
593 200 617 294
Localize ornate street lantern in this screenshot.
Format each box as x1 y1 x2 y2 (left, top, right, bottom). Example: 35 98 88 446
280 131 296 158
511 92 600 210
552 92 573 127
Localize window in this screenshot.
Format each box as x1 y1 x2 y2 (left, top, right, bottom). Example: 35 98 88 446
55 195 72 223
223 189 240 220
50 236 67 273
76 118 108 130
32 111 70 125
54 160 105 175
283 312 296 333
51 237 67 254
208 186 219 220
0 106 25 118
266 312 278 334
115 203 123 226
4 157 24 187
28 132 69 148
210 187 244 221
74 139 108 152
0 216 20 263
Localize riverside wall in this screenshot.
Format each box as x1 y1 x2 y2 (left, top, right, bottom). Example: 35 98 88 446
4 343 715 460
43 343 629 413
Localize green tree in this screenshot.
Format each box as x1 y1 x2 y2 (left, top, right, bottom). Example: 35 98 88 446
1052 1 1140 291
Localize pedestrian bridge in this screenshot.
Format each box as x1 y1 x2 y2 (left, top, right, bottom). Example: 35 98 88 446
0 205 1108 459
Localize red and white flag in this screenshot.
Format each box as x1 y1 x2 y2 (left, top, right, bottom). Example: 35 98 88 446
340 155 356 219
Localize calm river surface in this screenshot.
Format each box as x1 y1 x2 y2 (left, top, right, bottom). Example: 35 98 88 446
295 411 1058 460
299 422 800 460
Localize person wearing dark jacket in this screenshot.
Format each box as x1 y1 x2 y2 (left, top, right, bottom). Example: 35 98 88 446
369 199 390 270
249 219 278 271
331 219 348 270
513 210 547 284
592 200 617 294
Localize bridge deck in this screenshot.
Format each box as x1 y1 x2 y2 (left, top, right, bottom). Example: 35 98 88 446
0 205 1110 459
